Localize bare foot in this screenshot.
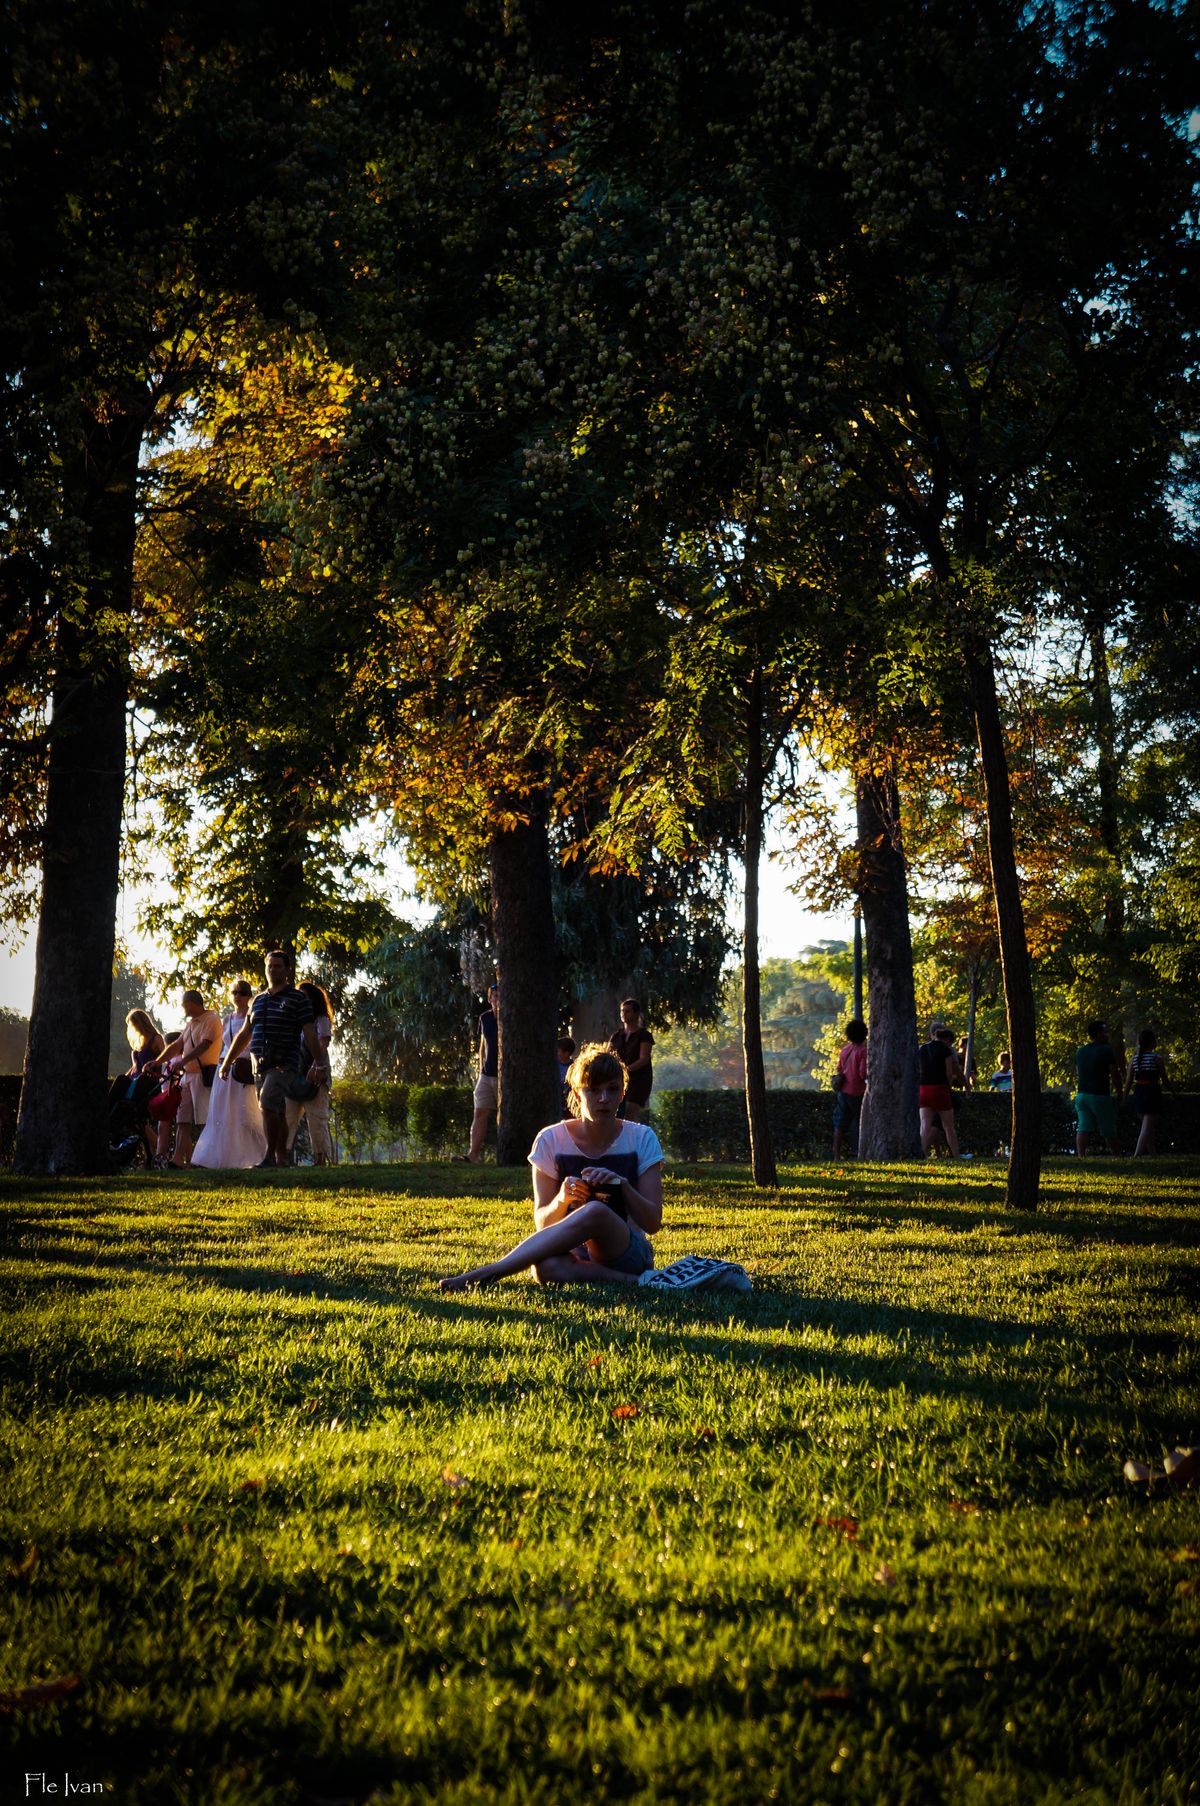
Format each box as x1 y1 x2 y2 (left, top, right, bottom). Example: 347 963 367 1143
439 1264 497 1292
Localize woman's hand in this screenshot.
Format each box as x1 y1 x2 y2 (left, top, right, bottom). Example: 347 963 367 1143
560 1176 591 1211
580 1165 621 1192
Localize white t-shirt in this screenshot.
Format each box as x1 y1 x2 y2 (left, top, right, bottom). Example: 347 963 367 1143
528 1120 664 1220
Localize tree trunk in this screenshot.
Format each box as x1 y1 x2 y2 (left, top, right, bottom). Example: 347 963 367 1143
489 794 562 1165
570 987 624 1050
741 665 777 1187
963 956 981 1088
854 765 921 1160
15 401 145 1174
1088 615 1128 1060
965 641 1042 1211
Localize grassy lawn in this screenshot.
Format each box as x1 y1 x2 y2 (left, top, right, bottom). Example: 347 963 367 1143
1 1157 1198 1805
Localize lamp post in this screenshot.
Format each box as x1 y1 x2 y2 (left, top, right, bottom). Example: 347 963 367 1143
853 903 863 1022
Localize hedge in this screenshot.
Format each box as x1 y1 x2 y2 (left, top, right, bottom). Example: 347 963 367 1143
405 1084 476 1158
5 1071 1200 1166
329 1079 410 1163
651 1086 1200 1161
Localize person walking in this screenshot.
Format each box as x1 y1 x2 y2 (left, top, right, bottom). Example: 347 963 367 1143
220 950 327 1168
157 989 222 1168
1123 1028 1170 1157
919 1023 964 1157
191 980 267 1169
608 998 654 1122
1074 1020 1123 1156
832 1019 868 1157
462 982 499 1163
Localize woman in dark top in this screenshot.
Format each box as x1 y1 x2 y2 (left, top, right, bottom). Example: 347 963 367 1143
1123 1028 1169 1156
918 1023 964 1157
608 997 654 1121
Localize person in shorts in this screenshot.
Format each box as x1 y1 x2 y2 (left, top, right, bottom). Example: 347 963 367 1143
1074 1020 1123 1156
919 1023 964 1157
221 950 327 1167
464 982 499 1162
440 1044 664 1291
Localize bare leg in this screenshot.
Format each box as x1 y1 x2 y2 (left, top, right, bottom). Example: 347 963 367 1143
467 1108 491 1162
440 1201 636 1292
939 1109 960 1157
1134 1115 1155 1155
920 1109 941 1154
261 1105 289 1165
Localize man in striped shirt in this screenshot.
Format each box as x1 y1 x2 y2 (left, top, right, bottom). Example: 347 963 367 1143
220 949 327 1167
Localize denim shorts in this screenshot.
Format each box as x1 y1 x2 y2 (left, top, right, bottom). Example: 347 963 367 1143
575 1223 655 1277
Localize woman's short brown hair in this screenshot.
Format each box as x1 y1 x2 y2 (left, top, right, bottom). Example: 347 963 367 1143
564 1043 627 1116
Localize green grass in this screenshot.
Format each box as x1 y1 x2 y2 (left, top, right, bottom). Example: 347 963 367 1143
1 1158 1198 1805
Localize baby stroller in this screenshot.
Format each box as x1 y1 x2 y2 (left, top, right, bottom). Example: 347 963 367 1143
107 1069 163 1170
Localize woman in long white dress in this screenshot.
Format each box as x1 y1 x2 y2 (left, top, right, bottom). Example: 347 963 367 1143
191 981 267 1169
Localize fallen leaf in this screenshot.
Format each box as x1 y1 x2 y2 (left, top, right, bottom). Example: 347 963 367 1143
442 1466 468 1487
1167 1546 1200 1563
612 1404 639 1421
586 1355 604 1369
237 1478 265 1493
1174 1577 1200 1598
804 1682 855 1705
696 1427 716 1442
874 1562 898 1586
0 1673 81 1714
817 1516 859 1540
8 1545 37 1583
505 1538 523 1549
948 1499 982 1514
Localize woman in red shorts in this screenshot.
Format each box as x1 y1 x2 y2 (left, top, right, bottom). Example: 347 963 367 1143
919 1023 964 1157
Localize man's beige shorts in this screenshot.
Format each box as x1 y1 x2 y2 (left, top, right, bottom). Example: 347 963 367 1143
472 1074 498 1111
179 1070 211 1128
257 1066 291 1113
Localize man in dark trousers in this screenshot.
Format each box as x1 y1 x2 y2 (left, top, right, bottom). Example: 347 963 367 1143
221 949 327 1168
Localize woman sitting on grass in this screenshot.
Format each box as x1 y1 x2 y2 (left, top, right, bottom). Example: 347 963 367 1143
440 1044 664 1292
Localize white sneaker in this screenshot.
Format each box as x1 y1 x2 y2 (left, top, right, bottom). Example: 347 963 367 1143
639 1255 753 1293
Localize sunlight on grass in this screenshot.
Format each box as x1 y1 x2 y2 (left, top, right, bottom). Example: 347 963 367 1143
1 1159 1198 1803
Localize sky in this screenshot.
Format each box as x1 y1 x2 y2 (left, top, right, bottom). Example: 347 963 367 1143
0 841 855 1020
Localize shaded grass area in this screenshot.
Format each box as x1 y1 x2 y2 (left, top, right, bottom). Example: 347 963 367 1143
1 1158 1198 1804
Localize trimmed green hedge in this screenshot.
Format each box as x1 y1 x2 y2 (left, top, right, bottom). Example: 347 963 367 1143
5 1071 1200 1166
406 1084 476 1158
332 1082 477 1160
330 1079 410 1163
652 1086 1200 1161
